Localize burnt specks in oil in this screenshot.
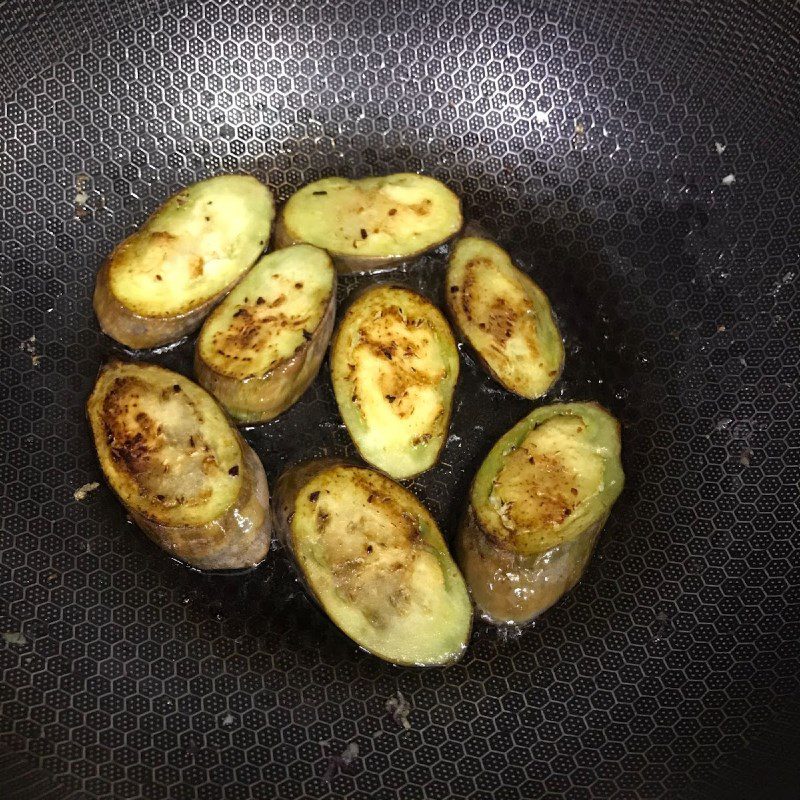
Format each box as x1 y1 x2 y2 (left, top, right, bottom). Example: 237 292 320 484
228 465 239 477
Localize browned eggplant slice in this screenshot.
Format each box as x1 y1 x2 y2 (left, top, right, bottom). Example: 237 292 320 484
87 360 271 570
194 244 336 423
273 459 472 666
330 285 459 479
274 173 462 274
457 402 624 625
94 175 274 349
445 236 564 398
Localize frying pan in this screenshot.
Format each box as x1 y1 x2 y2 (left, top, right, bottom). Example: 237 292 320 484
1 1 799 798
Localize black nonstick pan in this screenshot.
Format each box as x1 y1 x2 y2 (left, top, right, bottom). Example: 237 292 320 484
1 1 799 798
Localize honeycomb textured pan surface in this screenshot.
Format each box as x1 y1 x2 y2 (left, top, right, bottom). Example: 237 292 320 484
0 1 798 798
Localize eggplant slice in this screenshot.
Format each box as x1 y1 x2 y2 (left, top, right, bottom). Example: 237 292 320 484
330 285 459 479
87 361 271 570
195 244 336 424
457 402 624 626
94 174 275 349
273 459 472 666
446 236 564 398
274 173 462 274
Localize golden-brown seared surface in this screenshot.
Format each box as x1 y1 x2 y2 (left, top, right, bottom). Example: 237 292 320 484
486 416 606 551
348 303 446 422
197 245 334 380
87 361 271 570
305 469 427 625
446 237 563 398
208 299 303 377
195 245 336 423
273 460 472 666
101 376 230 507
331 286 458 479
457 402 624 626
94 175 274 349
95 369 241 526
